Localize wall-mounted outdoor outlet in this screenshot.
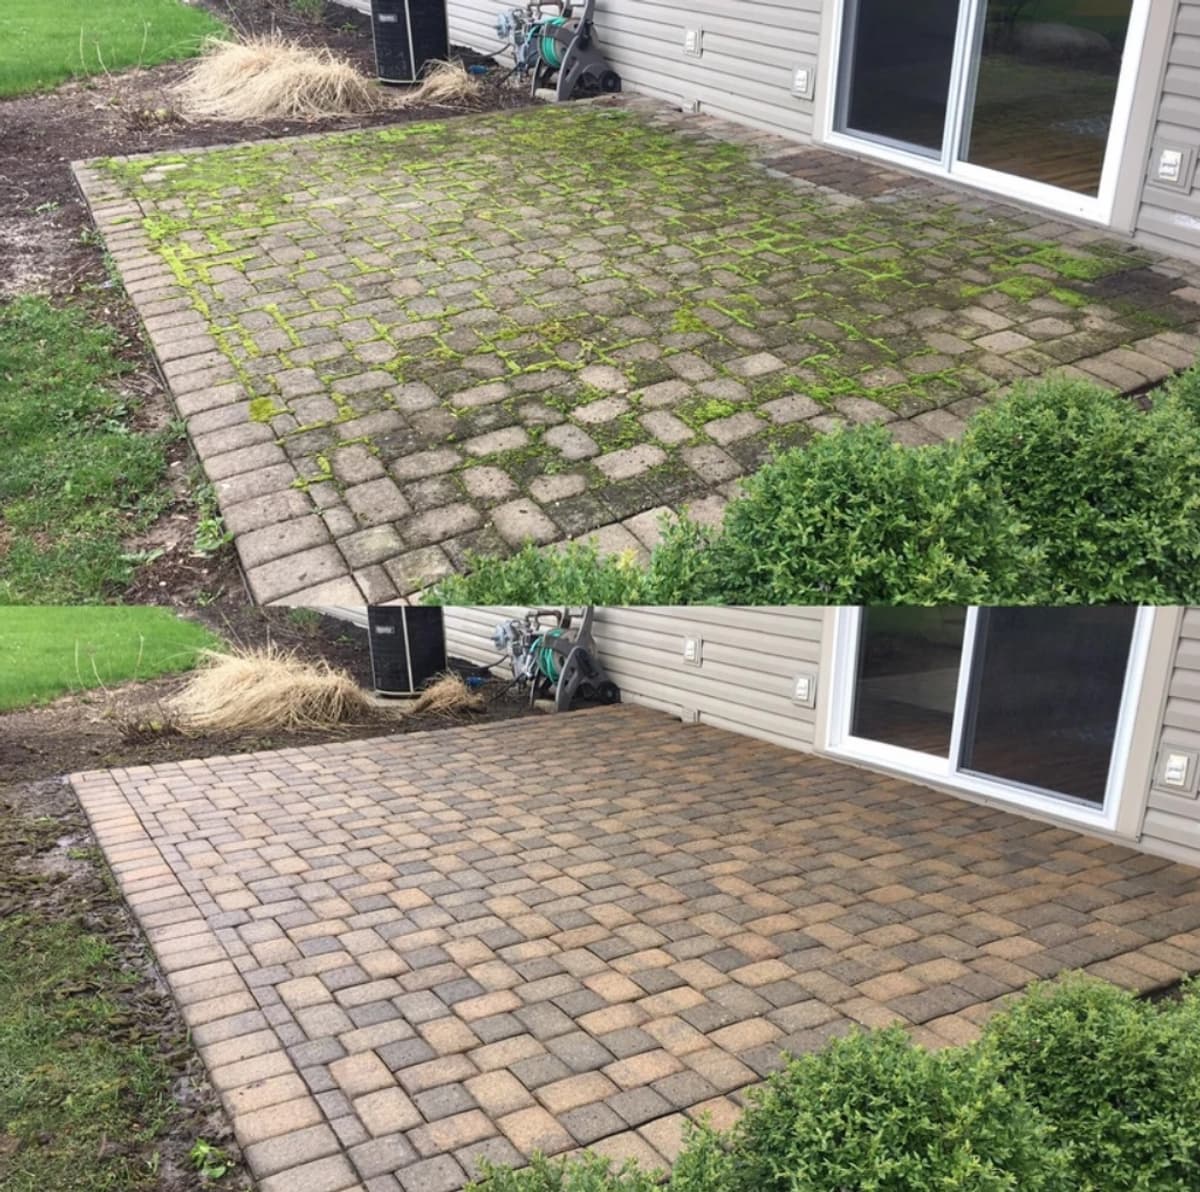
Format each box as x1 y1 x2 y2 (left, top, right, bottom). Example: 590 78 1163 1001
684 27 703 58
688 98 702 115
792 672 817 708
1156 747 1199 794
682 637 703 666
1151 142 1195 193
1159 148 1184 184
791 65 813 99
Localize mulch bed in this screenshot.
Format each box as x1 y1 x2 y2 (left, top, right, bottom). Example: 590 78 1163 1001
0 606 534 1190
0 0 526 608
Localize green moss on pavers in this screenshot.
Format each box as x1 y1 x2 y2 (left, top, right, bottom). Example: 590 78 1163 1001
87 100 1194 587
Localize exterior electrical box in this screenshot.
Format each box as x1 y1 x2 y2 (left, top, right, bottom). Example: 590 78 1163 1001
367 606 447 696
370 0 449 84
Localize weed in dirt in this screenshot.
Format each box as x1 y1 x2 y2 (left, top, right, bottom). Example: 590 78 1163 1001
190 483 233 557
0 298 183 604
286 606 324 634
188 1138 232 1181
287 0 327 22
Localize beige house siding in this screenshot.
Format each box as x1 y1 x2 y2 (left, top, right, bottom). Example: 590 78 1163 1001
1132 1 1200 254
1139 607 1200 863
441 605 824 750
445 0 822 136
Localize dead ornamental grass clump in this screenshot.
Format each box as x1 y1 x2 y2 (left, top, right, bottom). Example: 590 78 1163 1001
169 649 485 733
395 60 484 107
409 671 484 714
170 645 382 732
173 33 382 121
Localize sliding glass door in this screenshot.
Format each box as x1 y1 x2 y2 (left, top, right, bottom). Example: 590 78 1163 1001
837 0 961 158
833 607 1147 821
832 0 1148 218
958 607 1137 806
961 1 1138 197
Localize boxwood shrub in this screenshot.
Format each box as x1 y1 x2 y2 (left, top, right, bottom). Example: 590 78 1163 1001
466 979 1200 1192
963 376 1200 604
980 976 1200 1192
429 370 1200 606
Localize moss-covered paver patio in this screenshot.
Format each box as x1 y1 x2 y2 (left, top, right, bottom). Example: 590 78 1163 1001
74 706 1200 1192
76 97 1200 602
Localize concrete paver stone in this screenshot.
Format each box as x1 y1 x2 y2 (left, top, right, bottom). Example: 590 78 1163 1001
71 707 1200 1189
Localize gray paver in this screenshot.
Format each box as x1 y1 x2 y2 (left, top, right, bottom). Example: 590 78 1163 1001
72 706 1200 1191
77 99 1200 596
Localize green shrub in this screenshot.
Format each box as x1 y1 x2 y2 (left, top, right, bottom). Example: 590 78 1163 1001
981 977 1200 1191
429 540 652 605
665 424 1029 604
428 370 1200 606
964 376 1200 603
726 1027 1068 1192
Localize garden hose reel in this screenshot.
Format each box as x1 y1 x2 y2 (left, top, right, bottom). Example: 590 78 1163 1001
492 606 620 713
496 0 621 101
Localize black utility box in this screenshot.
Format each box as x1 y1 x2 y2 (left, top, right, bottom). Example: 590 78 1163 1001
369 0 449 84
367 606 446 696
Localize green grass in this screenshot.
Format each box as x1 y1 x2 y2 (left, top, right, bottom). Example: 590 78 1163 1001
0 607 217 711
0 297 180 604
0 913 177 1191
0 0 222 98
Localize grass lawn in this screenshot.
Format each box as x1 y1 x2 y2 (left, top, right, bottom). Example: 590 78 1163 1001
0 607 217 711
0 0 222 99
0 912 178 1191
0 297 184 605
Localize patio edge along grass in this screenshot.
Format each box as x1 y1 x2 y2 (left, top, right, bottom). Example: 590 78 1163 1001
73 94 1200 605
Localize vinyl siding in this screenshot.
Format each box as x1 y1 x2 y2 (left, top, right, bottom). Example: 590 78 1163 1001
1133 2 1200 256
444 0 823 138
442 605 825 751
1139 607 1200 864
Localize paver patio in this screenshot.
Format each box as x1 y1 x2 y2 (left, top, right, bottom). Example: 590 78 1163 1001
73 705 1200 1192
74 97 1200 603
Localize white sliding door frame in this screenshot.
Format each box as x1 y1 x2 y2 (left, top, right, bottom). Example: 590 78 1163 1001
824 607 1155 835
820 0 1153 225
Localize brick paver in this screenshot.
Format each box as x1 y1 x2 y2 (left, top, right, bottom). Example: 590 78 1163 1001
73 706 1200 1189
74 98 1200 602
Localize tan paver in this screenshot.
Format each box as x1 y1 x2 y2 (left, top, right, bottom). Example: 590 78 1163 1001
72 706 1200 1190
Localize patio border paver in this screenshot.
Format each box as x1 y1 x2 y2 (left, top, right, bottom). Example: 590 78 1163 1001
72 96 1200 603
71 706 1200 1191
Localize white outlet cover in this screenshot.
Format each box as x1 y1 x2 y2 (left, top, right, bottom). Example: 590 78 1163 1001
792 673 816 707
1164 752 1193 787
682 637 703 666
792 66 811 97
1157 747 1198 793
1159 148 1184 182
684 28 703 57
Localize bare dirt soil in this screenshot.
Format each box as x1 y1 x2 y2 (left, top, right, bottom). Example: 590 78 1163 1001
0 608 532 1190
0 0 522 607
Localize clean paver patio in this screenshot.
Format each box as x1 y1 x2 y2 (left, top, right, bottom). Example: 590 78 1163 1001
75 97 1200 603
73 705 1200 1192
